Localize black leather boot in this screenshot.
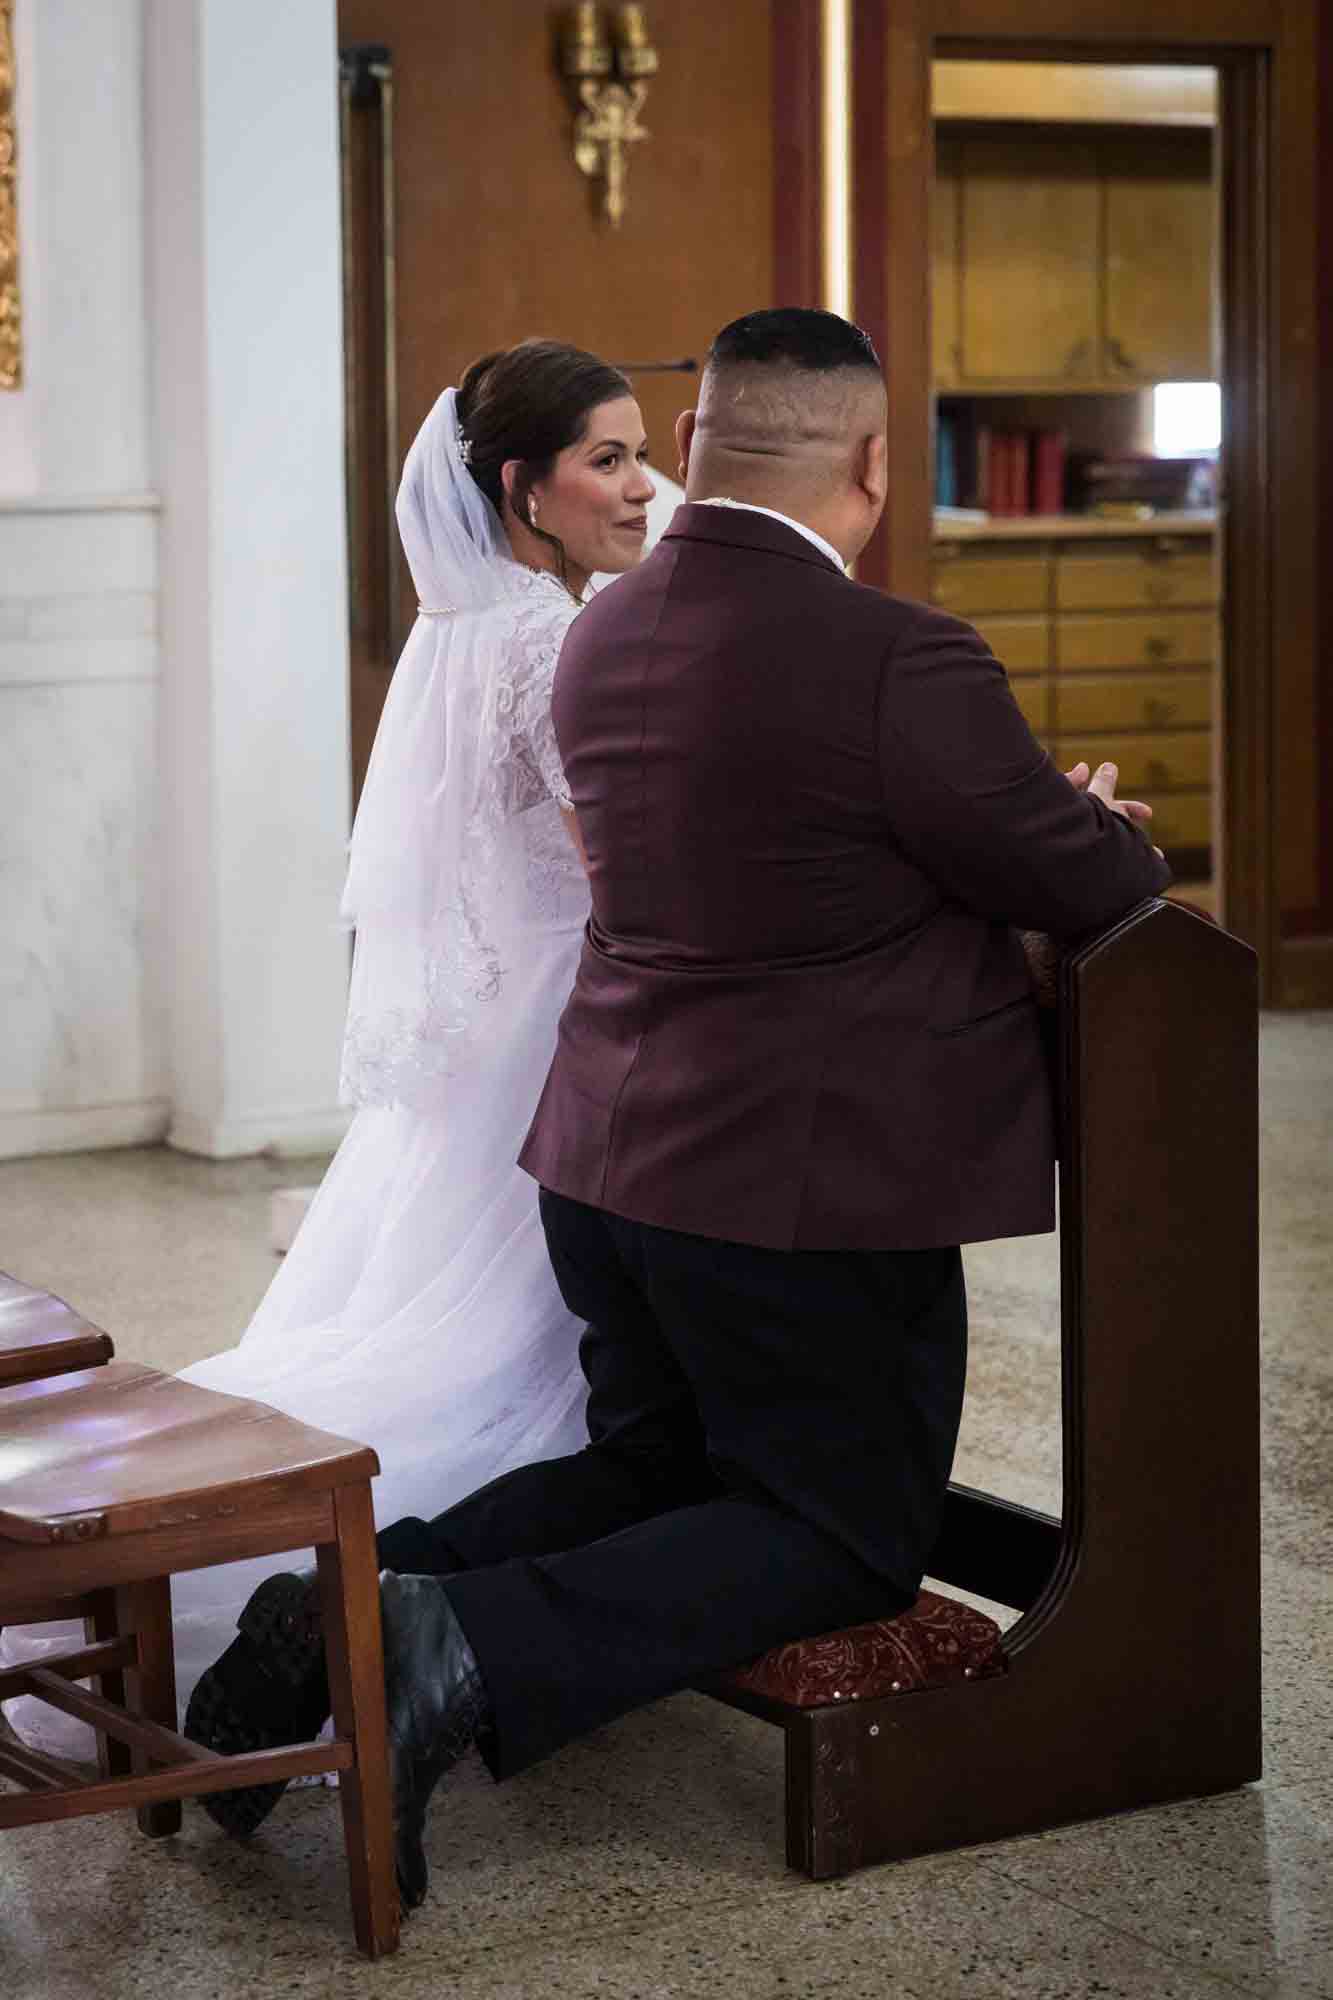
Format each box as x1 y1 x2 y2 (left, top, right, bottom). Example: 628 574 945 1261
379 1571 492 1913
185 1569 329 1836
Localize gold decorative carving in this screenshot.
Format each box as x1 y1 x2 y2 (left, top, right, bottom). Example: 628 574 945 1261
0 0 19 390
559 5 657 230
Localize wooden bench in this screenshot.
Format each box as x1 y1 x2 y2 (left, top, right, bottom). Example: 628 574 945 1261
0 1274 114 1387
711 897 1261 1877
0 1362 399 1958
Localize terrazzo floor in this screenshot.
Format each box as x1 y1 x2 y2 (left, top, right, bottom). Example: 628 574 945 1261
0 1013 1329 1999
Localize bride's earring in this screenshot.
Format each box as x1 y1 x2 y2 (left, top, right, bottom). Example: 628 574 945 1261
528 496 540 526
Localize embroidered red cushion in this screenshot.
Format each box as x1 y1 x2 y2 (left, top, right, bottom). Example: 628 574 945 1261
719 1589 1006 1708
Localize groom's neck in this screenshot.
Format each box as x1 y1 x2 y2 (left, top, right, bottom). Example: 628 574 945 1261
686 470 856 569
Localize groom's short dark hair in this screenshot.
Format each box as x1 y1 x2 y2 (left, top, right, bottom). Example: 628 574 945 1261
707 309 881 376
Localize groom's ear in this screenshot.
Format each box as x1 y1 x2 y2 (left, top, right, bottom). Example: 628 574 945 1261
675 409 697 485
856 431 888 514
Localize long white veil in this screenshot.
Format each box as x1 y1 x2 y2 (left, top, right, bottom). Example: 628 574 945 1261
339 385 545 1109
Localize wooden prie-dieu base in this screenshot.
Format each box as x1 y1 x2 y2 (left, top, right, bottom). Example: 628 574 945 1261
710 898 1261 1879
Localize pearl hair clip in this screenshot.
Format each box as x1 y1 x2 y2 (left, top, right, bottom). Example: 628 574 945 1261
457 428 473 466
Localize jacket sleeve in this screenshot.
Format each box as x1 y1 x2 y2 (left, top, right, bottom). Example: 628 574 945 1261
875 605 1172 939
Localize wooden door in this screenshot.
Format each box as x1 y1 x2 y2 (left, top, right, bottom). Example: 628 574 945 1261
933 133 962 386
338 0 807 801
958 133 1101 383
1103 131 1215 382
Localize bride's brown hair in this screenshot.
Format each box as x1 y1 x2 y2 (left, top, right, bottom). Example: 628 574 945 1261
456 340 633 589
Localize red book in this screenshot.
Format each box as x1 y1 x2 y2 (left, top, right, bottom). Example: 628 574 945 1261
1010 432 1032 515
973 423 993 511
1034 429 1068 516
990 431 1012 514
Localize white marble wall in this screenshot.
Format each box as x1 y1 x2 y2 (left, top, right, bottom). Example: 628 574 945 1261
0 0 168 1158
1 0 352 1162
147 0 351 1159
0 500 166 1153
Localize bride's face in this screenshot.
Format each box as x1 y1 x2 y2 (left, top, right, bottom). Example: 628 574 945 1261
526 396 655 587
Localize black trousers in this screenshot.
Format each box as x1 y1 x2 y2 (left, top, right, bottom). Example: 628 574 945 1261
375 1190 967 1779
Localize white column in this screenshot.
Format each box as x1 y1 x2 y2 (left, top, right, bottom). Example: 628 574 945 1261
0 0 166 1159
146 0 352 1157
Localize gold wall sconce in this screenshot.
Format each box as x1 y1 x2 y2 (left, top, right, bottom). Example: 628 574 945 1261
559 5 658 230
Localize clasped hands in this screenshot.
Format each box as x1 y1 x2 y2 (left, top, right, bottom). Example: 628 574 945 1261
1064 758 1163 860
1021 759 1164 1006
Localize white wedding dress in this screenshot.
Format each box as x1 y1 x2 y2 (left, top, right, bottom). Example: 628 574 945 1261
3 394 678 1757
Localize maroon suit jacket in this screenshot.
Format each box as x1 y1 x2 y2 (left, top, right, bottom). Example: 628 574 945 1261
519 504 1171 1251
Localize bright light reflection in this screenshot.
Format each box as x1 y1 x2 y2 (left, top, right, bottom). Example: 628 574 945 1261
1153 382 1222 457
822 0 851 318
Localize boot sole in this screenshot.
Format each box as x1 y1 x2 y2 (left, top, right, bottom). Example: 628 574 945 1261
185 1573 324 1838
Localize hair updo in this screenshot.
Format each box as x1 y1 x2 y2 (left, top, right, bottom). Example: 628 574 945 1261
456 340 634 587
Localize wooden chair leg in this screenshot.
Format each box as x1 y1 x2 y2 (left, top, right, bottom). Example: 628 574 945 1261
84 1590 133 1780
118 1578 181 1837
318 1483 400 1960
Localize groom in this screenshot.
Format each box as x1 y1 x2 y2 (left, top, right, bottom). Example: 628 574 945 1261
194 309 1170 1905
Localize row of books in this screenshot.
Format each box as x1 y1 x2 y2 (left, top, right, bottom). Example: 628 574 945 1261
936 413 1069 516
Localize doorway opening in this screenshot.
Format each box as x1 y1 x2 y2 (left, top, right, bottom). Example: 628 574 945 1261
929 60 1223 920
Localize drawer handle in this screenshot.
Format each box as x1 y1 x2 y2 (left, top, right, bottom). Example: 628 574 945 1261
1145 760 1172 788
1144 636 1173 660
1144 699 1177 726
1145 575 1178 603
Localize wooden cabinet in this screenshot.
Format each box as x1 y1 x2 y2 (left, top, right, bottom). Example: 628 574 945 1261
934 126 1215 390
1053 671 1213 734
967 614 1049 671
1054 543 1216 611
930 549 1048 614
1048 730 1211 791
957 135 1101 383
930 526 1217 865
933 138 962 388
1055 610 1217 672
1103 136 1215 383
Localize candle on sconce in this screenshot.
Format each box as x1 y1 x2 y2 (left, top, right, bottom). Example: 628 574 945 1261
561 3 613 80
612 6 659 80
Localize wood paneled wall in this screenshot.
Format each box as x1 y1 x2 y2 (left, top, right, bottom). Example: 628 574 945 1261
337 0 816 481
337 0 820 798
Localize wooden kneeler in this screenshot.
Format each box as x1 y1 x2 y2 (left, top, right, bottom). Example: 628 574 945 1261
0 1365 400 1958
711 897 1261 1878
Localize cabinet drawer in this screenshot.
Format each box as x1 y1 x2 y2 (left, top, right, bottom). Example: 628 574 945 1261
1139 791 1213 850
1054 671 1213 733
931 552 1049 614
1055 546 1216 612
1049 731 1211 792
1055 611 1215 671
969 614 1050 672
1008 676 1049 734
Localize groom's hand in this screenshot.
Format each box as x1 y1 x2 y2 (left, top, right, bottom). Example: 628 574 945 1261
1064 759 1164 859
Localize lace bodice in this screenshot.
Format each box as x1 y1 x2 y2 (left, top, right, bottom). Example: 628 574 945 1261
495 565 579 815
339 562 588 1112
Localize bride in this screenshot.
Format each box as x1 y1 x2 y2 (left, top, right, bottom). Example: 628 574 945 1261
2 339 660 1755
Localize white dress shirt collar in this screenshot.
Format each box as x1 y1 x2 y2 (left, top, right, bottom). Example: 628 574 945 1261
696 497 847 575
